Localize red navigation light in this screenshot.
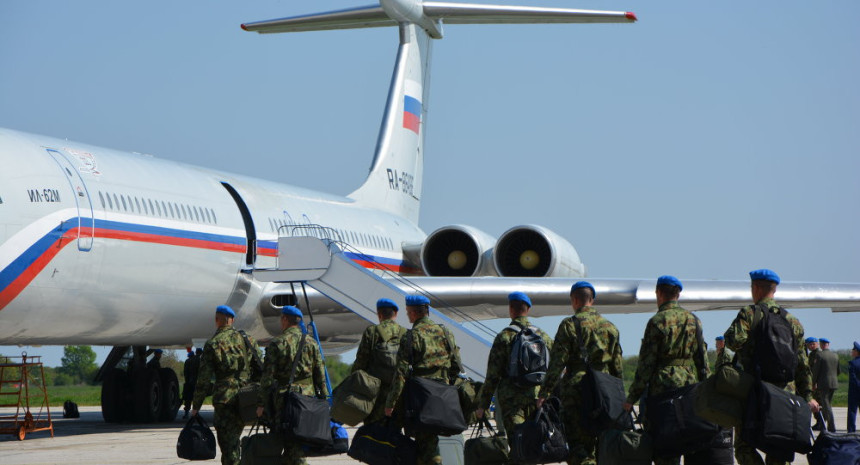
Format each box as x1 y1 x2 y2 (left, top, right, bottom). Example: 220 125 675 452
240 23 249 31
625 12 638 22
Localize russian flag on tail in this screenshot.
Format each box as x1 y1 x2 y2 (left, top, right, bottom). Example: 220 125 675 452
403 95 421 134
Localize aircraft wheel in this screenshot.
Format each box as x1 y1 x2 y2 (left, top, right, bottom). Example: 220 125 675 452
158 368 181 422
101 368 129 423
133 367 163 423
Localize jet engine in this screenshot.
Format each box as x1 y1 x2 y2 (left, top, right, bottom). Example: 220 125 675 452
418 225 497 277
493 225 586 278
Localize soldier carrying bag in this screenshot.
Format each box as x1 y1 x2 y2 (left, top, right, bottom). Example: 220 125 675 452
280 331 332 447
573 317 632 434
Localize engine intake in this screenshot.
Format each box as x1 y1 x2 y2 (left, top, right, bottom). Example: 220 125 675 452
493 225 586 278
420 225 496 277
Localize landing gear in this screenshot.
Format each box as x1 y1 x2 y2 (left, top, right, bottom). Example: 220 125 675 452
97 346 181 423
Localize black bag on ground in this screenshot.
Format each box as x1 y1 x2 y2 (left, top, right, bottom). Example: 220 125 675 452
348 421 418 465
63 400 80 418
596 411 652 465
509 397 568 464
683 427 733 465
240 421 283 465
752 304 797 384
304 421 349 457
404 376 467 436
645 383 721 458
807 412 860 465
742 379 813 462
572 317 632 434
464 417 509 465
177 415 217 460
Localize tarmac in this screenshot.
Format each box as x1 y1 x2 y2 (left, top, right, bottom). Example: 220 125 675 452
0 406 853 465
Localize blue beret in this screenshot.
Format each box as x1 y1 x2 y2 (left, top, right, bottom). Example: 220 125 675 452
750 269 780 284
570 281 596 298
508 291 532 307
405 294 430 306
376 298 399 311
196 348 203 354
187 352 193 358
282 305 303 317
154 349 163 354
820 338 830 344
715 335 724 341
854 341 860 352
216 305 236 318
657 275 683 291
805 337 818 343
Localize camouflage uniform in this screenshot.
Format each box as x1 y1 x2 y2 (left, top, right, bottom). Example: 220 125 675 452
192 325 260 465
716 345 735 368
477 316 553 436
724 297 812 465
625 301 709 465
352 319 407 426
808 347 822 416
386 316 463 465
257 326 329 465
538 306 623 465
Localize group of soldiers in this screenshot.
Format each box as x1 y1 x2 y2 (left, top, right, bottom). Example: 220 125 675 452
188 267 835 465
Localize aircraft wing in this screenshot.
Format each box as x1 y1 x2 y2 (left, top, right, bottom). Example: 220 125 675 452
390 277 860 321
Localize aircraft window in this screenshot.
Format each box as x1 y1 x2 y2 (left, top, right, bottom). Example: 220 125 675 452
204 208 211 224
120 195 128 212
210 208 217 224
112 194 120 210
105 193 113 209
181 204 188 221
98 192 105 209
168 202 175 218
134 197 142 214
268 218 274 232
155 200 162 217
148 199 155 215
193 206 200 222
141 198 149 215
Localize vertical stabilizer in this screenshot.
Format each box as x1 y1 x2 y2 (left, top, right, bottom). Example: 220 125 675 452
347 23 430 224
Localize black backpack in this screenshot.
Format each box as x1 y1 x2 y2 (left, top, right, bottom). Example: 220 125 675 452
63 400 80 418
752 304 797 384
506 324 550 386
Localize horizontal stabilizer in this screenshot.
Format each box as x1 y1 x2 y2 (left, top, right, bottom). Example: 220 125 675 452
241 2 636 35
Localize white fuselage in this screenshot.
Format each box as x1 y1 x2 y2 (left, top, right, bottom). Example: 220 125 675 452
0 128 425 346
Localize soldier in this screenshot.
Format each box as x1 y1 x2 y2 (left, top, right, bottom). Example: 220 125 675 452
537 281 623 465
255 305 328 465
813 337 840 432
182 349 198 419
351 298 407 426
849 341 860 433
146 348 163 370
622 276 709 465
724 269 819 465
715 335 734 367
476 291 553 435
385 294 463 465
806 336 823 429
191 305 260 465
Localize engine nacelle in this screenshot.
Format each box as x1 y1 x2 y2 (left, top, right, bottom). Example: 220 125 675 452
419 225 497 277
493 225 586 278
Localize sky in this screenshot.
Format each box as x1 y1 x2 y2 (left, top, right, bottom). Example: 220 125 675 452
1 0 859 367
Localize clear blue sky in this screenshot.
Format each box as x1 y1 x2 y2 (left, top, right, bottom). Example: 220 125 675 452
1 1 859 367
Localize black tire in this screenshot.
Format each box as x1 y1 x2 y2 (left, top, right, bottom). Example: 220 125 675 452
101 368 129 423
133 367 163 423
158 368 180 422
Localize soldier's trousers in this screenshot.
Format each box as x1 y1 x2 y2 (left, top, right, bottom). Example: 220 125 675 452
817 388 836 432
496 398 536 438
848 390 858 433
214 400 245 465
281 437 307 465
560 388 596 465
414 431 441 465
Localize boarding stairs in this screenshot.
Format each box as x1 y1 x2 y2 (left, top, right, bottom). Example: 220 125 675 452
253 231 493 379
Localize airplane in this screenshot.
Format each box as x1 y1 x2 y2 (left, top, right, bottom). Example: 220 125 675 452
2 0 859 424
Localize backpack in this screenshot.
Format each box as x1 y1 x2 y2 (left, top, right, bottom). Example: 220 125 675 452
752 304 797 384
368 326 401 385
63 400 80 418
506 324 550 386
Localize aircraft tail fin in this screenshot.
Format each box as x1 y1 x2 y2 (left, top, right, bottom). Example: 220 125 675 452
242 2 636 224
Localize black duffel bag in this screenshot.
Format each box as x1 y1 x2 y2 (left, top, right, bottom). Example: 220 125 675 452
597 411 652 465
281 391 332 447
509 397 568 464
742 380 813 462
404 376 467 436
348 421 418 465
177 415 217 460
240 421 283 465
684 427 733 465
464 417 509 465
645 383 721 458
807 411 860 465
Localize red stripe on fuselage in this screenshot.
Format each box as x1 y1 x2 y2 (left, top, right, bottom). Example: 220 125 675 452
0 229 77 310
94 228 247 254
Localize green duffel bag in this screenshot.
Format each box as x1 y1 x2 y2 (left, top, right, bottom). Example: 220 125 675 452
464 417 509 465
456 377 483 427
692 376 744 428
714 363 754 401
330 369 381 426
240 421 283 465
597 414 652 465
238 383 261 426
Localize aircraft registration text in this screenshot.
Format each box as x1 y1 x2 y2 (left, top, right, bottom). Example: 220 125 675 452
386 169 414 196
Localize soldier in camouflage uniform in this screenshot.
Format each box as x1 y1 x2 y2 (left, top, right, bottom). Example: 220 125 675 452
255 305 328 465
191 305 261 465
724 269 819 465
715 335 734 368
623 276 709 465
351 298 407 426
806 337 823 430
537 281 623 465
476 291 552 436
385 294 463 465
